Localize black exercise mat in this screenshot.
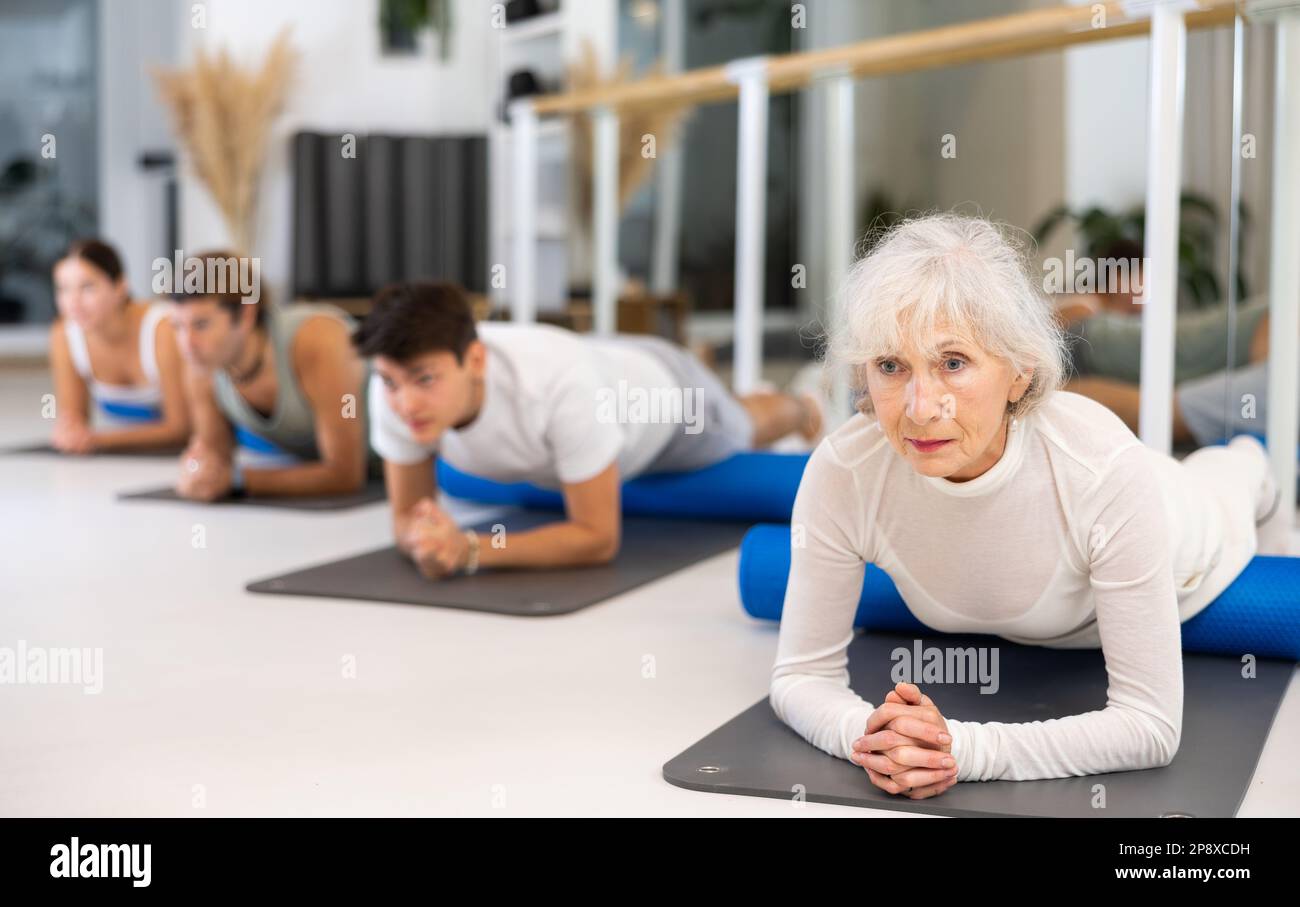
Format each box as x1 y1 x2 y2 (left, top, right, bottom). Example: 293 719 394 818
663 629 1292 817
4 442 184 458
118 477 387 511
247 511 749 615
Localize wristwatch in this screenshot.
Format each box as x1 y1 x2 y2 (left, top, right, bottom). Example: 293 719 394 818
463 530 481 575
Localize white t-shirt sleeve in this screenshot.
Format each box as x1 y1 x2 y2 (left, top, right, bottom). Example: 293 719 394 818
769 439 877 760
368 372 436 465
946 443 1184 782
545 360 624 485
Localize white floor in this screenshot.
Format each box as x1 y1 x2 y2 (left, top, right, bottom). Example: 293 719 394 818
2 366 1298 817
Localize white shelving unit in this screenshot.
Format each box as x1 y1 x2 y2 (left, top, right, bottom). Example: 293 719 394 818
486 2 617 315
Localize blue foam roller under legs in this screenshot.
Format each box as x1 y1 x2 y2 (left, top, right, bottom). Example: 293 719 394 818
1179 556 1300 660
437 451 811 522
434 460 533 505
739 523 1300 660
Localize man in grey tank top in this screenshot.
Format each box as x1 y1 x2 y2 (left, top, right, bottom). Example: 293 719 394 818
166 250 373 501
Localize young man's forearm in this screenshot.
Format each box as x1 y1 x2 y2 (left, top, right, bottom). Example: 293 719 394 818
474 521 619 569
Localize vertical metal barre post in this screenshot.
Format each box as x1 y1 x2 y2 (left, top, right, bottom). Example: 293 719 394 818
593 105 620 335
1266 6 1300 536
1138 0 1188 454
825 70 855 420
652 0 685 295
727 56 770 395
509 99 538 325
1222 14 1244 443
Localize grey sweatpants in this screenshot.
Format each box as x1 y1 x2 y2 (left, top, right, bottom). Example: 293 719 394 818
1178 361 1282 446
596 334 756 475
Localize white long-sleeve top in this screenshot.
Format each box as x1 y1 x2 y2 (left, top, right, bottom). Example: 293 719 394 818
771 391 1258 783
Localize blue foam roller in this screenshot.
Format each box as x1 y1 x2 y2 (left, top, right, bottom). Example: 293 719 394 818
738 524 925 633
437 452 810 523
738 523 1300 660
1179 556 1300 659
434 461 534 506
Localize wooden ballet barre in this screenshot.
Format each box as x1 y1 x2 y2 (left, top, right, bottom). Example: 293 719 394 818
530 0 1242 116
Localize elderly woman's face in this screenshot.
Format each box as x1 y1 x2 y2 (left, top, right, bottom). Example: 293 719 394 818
865 326 1030 482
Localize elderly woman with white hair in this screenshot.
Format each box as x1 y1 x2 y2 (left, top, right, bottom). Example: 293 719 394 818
772 213 1282 800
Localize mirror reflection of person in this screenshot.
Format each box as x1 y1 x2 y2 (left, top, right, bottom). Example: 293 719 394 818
1052 238 1277 446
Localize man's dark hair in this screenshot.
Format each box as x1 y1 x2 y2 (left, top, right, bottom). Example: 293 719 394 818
168 249 267 327
1096 237 1144 263
352 281 478 363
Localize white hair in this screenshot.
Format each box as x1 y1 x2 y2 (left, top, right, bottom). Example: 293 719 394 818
826 212 1067 419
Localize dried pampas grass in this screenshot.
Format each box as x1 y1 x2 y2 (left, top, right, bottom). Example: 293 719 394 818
568 39 691 229
153 29 295 254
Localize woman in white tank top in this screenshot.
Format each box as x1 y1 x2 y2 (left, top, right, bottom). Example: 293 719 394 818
47 240 190 453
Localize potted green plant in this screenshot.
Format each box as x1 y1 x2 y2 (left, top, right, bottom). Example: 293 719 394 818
1032 192 1248 309
380 0 454 60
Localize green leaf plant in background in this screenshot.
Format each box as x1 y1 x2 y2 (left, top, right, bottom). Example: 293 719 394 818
1032 192 1250 310
857 188 913 257
380 0 454 61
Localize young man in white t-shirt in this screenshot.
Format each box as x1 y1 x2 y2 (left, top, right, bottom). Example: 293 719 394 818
352 281 821 578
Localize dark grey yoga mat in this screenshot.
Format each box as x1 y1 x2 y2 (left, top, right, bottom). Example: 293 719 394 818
663 629 1292 818
5 442 184 458
119 478 387 511
246 511 749 615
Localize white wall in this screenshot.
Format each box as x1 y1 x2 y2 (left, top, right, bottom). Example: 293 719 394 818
873 0 1065 234
177 0 498 303
98 0 179 300
1064 31 1149 214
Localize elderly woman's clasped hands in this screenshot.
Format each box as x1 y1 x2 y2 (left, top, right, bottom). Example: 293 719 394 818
849 682 959 799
